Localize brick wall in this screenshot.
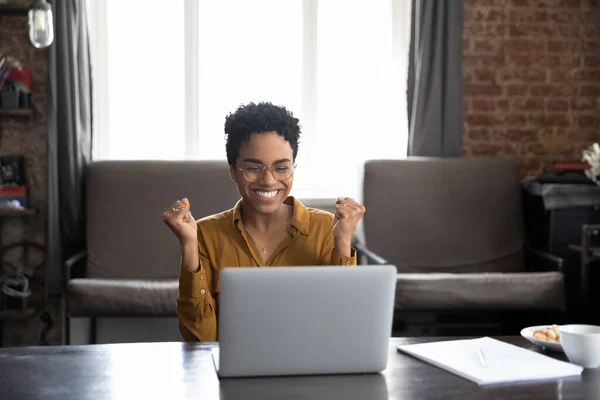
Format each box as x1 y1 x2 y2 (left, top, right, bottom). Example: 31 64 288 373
463 0 600 178
0 0 58 347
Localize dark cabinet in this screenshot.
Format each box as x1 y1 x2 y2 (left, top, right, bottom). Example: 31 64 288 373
522 181 600 323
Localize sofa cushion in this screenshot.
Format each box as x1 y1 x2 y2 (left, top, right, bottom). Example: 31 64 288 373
67 278 178 316
363 158 526 273
86 160 240 280
394 272 564 311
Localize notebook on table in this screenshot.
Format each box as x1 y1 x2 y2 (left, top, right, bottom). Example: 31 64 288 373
397 337 583 386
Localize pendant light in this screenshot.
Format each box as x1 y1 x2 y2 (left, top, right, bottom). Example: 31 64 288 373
27 0 54 49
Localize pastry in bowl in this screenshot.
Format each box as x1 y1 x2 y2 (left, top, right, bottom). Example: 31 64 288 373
533 324 560 343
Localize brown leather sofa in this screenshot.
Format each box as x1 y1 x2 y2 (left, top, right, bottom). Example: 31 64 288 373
356 157 566 336
64 160 240 344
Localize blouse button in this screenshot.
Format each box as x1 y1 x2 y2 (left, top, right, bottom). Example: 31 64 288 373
200 274 204 280
345 261 351 266
200 289 206 295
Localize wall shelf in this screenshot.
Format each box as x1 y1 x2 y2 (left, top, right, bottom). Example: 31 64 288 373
0 3 28 16
0 108 32 117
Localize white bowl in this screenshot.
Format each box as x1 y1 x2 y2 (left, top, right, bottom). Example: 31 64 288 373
520 325 563 352
559 324 600 369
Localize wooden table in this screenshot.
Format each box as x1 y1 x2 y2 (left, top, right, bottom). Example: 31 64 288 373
0 337 598 399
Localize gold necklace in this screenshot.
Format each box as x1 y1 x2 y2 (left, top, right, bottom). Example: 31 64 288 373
244 225 287 254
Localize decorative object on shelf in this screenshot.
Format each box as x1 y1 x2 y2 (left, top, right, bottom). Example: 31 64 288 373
0 0 54 49
0 54 32 111
0 155 25 186
0 54 22 92
28 0 53 49
582 143 600 185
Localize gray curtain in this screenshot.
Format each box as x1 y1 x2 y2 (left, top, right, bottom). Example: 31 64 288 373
46 0 92 296
407 0 463 157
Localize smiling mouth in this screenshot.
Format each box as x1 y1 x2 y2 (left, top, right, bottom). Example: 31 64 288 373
252 189 281 199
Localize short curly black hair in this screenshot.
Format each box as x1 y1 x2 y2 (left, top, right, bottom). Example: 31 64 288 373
224 102 301 166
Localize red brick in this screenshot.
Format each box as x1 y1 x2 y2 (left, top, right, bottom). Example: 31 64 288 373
578 116 600 127
523 143 549 156
548 10 575 23
519 159 543 178
506 84 529 96
463 54 506 68
504 39 544 53
513 98 545 111
464 69 474 82
558 25 581 38
474 68 497 81
583 56 600 67
468 129 491 140
580 85 600 96
466 23 507 37
474 39 500 53
559 0 582 6
509 24 529 37
559 56 582 68
466 0 496 5
473 99 496 112
536 115 572 126
493 129 538 142
550 69 573 81
498 68 547 82
509 9 545 22
547 99 570 112
464 83 503 96
509 55 536 67
473 9 507 22
463 38 472 52
531 84 568 96
463 0 599 168
497 99 510 111
572 98 597 110
582 41 598 53
466 114 502 126
548 40 572 53
573 68 600 82
471 143 518 156
503 114 526 125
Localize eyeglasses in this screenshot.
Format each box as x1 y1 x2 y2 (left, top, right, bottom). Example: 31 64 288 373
238 162 296 183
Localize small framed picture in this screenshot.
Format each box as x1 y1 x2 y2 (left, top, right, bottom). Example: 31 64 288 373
0 155 26 187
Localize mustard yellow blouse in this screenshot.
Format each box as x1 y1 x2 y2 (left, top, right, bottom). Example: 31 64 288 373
176 197 357 342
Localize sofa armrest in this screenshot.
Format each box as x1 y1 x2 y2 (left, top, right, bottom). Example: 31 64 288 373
354 241 388 265
64 250 87 284
525 248 564 273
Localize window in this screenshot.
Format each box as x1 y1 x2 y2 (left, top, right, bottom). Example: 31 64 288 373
87 0 411 199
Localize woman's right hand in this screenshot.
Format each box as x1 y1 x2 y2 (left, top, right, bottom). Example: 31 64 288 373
162 198 198 244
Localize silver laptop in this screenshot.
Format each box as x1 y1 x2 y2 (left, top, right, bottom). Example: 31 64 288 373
211 265 397 378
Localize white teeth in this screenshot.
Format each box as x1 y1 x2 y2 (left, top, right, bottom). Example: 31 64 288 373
255 190 278 199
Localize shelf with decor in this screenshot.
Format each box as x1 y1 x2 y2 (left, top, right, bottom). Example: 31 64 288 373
0 108 33 117
0 3 28 16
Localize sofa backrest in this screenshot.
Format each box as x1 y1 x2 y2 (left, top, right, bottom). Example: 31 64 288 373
86 160 240 279
363 156 525 273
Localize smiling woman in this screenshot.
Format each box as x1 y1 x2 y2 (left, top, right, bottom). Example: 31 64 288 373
161 101 366 342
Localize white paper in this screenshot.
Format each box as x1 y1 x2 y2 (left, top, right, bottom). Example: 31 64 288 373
397 337 583 386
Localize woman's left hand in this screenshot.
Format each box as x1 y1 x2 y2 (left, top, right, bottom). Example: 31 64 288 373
333 197 366 242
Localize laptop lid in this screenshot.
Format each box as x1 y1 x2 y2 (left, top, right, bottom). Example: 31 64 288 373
214 265 397 378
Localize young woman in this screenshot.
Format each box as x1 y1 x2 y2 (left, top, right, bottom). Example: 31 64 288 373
162 102 365 341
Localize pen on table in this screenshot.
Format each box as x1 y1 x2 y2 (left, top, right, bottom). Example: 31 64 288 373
477 347 487 368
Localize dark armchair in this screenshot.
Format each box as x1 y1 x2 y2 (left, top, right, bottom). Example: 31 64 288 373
63 160 240 344
356 157 566 336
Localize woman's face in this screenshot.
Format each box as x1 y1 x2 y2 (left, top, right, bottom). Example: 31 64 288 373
230 131 295 215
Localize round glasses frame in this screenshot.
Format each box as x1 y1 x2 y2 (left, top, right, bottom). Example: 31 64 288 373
237 163 297 183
